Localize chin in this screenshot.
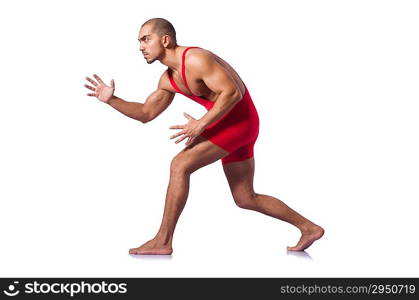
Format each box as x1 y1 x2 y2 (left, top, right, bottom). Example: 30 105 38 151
146 57 157 64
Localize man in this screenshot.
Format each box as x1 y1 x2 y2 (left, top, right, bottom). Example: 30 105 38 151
84 18 324 255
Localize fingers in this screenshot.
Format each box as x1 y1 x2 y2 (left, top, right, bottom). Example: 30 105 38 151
175 135 188 144
169 125 184 130
87 93 96 97
185 136 196 146
110 79 115 88
170 129 197 144
170 130 185 139
85 76 98 86
93 74 104 84
183 112 195 120
84 84 95 91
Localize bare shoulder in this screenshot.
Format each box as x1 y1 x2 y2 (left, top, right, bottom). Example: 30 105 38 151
157 69 175 93
186 48 216 71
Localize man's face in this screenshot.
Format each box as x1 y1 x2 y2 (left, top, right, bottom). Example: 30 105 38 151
138 25 163 64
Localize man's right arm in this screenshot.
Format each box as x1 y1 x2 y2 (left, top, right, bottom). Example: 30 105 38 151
107 73 175 123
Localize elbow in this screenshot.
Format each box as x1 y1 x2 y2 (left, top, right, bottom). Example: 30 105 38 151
136 109 151 124
219 88 242 104
229 88 243 103
136 114 150 124
139 116 150 124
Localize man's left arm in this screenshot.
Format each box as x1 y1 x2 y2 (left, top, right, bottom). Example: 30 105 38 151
194 53 243 129
170 52 243 145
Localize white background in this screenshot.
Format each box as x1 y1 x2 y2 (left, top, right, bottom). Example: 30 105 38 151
0 0 418 277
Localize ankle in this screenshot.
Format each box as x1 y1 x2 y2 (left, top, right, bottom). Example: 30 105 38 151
155 233 173 246
298 221 316 233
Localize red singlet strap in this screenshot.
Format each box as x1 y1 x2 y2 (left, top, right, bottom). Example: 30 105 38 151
167 68 183 94
181 47 200 97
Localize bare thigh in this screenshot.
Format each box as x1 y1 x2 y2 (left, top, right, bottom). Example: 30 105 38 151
222 157 256 202
172 135 230 173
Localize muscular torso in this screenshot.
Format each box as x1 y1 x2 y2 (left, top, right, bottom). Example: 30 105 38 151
164 47 246 102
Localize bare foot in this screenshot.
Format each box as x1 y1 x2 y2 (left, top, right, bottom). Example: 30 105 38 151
129 239 173 255
287 224 324 251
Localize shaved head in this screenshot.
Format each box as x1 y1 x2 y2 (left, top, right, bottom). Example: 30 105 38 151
141 18 177 46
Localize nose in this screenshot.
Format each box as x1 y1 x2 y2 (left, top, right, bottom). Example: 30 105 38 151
139 43 145 52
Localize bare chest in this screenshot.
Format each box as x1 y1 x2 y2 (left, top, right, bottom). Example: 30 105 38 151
170 70 216 100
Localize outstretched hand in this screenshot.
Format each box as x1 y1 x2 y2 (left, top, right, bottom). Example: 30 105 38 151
170 113 205 146
84 74 115 103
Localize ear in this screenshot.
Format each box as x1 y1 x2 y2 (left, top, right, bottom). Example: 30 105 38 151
162 35 170 48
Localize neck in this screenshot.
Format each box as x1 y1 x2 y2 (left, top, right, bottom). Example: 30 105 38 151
159 45 183 71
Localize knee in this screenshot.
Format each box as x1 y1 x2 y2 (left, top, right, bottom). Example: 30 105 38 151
233 192 258 210
170 154 191 175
